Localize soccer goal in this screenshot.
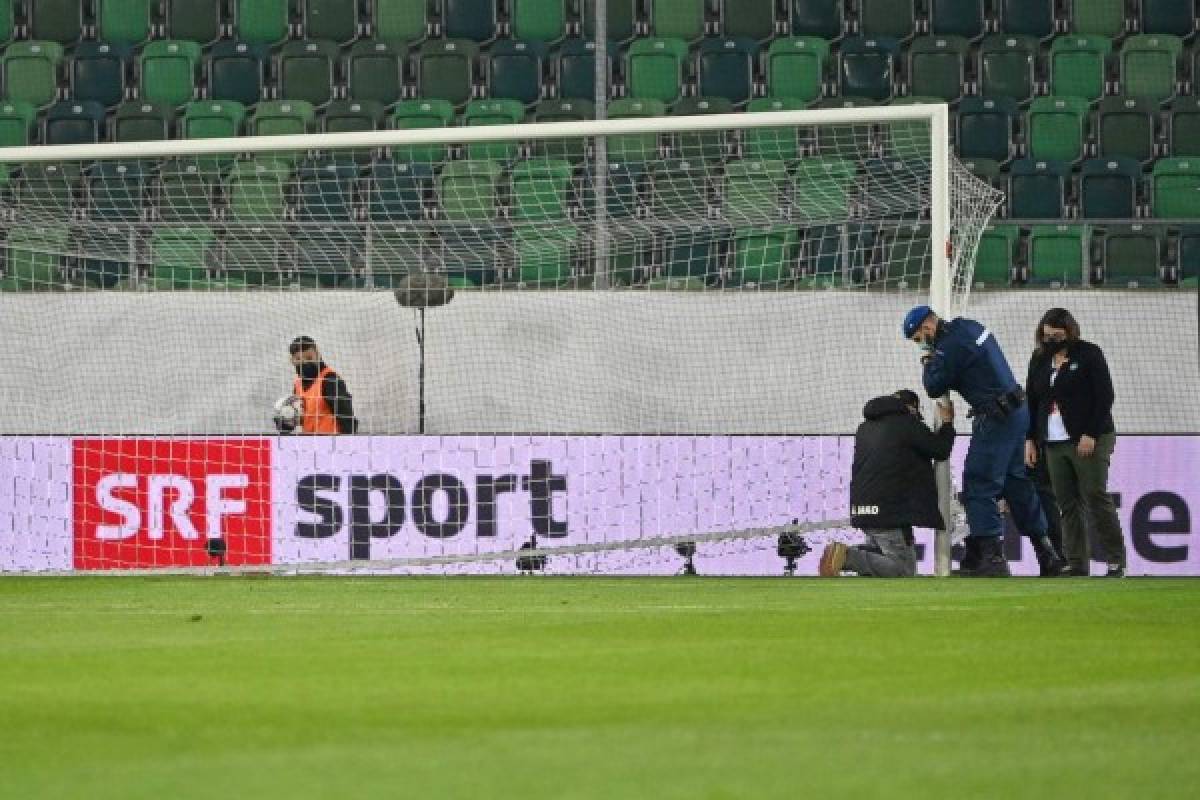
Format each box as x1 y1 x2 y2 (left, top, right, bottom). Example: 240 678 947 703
0 103 1004 576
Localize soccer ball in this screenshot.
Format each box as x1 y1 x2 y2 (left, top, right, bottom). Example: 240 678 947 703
272 395 304 432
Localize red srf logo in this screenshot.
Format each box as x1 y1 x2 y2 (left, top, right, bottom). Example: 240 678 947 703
73 439 272 569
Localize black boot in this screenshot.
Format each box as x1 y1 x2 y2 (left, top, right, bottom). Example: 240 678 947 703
955 536 982 575
1030 535 1067 577
966 536 1010 577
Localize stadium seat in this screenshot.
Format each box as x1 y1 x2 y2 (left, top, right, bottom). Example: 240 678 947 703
232 0 290 45
722 158 788 224
979 35 1038 103
1096 223 1165 286
1098 96 1159 164
443 0 498 41
960 156 1002 187
96 0 153 45
164 0 222 44
973 224 1019 286
838 37 898 101
207 41 268 107
43 100 106 145
1178 226 1200 284
511 158 574 221
4 225 68 289
391 98 456 162
1080 157 1143 218
791 157 855 223
1009 158 1071 219
71 42 131 109
1028 224 1088 285
554 38 617 102
181 100 245 139
625 37 689 104
487 39 547 106
512 0 568 41
857 0 916 40
151 225 218 288
0 0 12 45
227 157 290 222
140 40 202 107
250 99 316 136
742 97 806 161
532 98 594 161
1049 35 1111 102
886 95 937 159
997 0 1056 39
1 41 64 108
907 36 969 103
696 37 757 106
0 101 36 148
375 0 429 41
766 36 829 104
648 0 707 40
28 0 83 44
607 97 666 162
930 0 985 39
671 96 734 161
1140 0 1196 36
301 0 360 43
1169 97 1200 156
366 160 434 221
721 0 778 41
1120 34 1183 104
1067 0 1126 38
582 0 638 41
513 223 576 286
733 226 796 286
1026 96 1091 163
417 39 479 106
322 99 384 131
1152 158 1200 218
278 39 341 107
295 156 360 221
956 97 1017 163
463 98 526 161
89 159 148 222
813 96 878 158
114 100 175 140
14 163 79 218
439 158 503 221
791 0 842 38
155 158 214 222
346 40 405 107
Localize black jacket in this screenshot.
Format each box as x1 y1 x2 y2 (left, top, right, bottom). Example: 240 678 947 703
1025 340 1115 445
850 395 955 531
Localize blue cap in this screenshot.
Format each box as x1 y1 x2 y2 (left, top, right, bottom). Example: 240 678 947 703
902 305 933 339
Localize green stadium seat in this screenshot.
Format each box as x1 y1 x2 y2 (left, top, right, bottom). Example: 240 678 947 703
930 0 985 39
1080 157 1142 218
766 36 829 104
292 224 363 288
322 99 384 132
721 0 777 41
649 0 707 40
156 159 214 222
974 224 1019 287
89 159 148 222
791 157 855 223
813 96 878 158
1028 224 1089 286
44 100 106 145
791 0 841 38
514 224 576 286
4 225 68 289
582 0 638 41
97 0 153 45
2 41 64 108
439 158 503 221
463 97 526 161
302 0 360 43
979 35 1038 103
1153 158 1200 218
734 226 796 286
151 225 218 288
858 0 915 40
650 157 711 220
250 99 316 136
366 160 434 221
1026 96 1090 163
956 97 1017 163
697 37 757 106
722 158 788 224
28 0 83 44
606 97 666 162
346 40 405 107
114 100 175 140
1140 0 1196 36
1098 96 1158 164
960 157 1002 186
295 156 360 221
907 36 969 103
0 0 12 44
1049 35 1111 102
207 41 268 107
164 0 222 44
391 98 456 162
418 39 479 106
512 0 568 41
998 0 1056 39
1178 226 1200 284
227 157 290 222
625 37 689 104
511 158 574 221
487 39 547 106
181 100 245 139
1168 97 1200 156
14 164 80 219
139 40 202 107
218 229 287 286
69 42 130 109
886 95 937 159
1120 34 1182 104
0 101 36 148
278 39 340 107
742 97 806 161
671 96 734 162
1009 158 1071 219
375 0 429 41
1067 0 1125 38
838 37 898 101
532 98 594 161
1095 223 1165 286
233 0 290 45
444 0 497 41
658 220 725 284
580 163 649 283
554 38 617 101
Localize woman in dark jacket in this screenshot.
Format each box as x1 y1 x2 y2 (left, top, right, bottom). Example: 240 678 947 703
1024 308 1125 576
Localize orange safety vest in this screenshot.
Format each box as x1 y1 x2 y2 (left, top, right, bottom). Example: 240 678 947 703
294 365 341 435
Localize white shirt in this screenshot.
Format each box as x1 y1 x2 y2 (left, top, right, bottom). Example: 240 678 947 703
1047 366 1070 443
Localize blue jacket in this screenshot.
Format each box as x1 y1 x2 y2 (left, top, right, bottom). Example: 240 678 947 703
922 317 1019 411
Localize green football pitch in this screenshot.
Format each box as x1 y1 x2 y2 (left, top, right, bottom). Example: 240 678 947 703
1 578 1197 799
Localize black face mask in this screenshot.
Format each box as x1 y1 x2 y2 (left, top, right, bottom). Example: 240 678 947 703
1044 337 1068 355
295 361 321 380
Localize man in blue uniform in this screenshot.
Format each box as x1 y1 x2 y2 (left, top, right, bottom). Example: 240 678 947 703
903 306 1050 577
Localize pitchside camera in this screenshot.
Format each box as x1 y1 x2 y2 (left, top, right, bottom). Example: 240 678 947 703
516 535 547 574
777 522 811 576
206 537 227 567
675 541 697 576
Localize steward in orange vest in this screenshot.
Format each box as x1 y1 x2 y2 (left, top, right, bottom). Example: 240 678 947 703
282 336 358 435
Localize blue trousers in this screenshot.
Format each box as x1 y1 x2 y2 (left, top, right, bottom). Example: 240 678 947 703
963 403 1047 539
